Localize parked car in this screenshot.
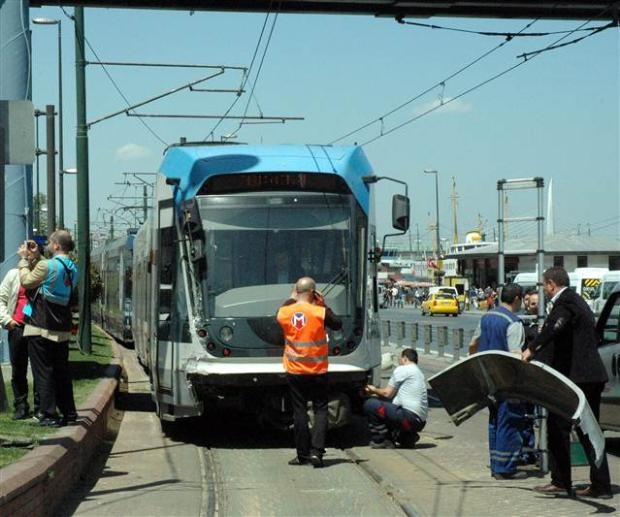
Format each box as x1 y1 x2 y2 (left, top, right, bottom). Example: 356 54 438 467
593 271 620 315
595 282 620 432
421 293 459 317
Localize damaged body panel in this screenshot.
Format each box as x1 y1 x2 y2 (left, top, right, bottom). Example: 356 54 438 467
427 350 605 468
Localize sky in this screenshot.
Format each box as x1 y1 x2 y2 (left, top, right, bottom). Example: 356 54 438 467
28 5 620 249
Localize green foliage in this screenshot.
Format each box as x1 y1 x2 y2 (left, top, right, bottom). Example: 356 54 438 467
0 326 114 469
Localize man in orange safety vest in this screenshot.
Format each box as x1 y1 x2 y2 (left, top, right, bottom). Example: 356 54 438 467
277 277 342 468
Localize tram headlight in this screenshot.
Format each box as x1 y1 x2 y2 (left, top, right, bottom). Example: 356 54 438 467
197 328 208 339
219 326 234 343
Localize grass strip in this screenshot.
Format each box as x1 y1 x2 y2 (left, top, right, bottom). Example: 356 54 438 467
0 326 114 468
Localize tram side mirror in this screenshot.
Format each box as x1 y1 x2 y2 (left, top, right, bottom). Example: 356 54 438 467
392 194 410 232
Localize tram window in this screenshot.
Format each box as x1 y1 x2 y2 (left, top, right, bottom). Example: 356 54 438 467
158 226 175 340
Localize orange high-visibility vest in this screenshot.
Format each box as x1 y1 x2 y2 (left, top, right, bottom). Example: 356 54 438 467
277 301 328 375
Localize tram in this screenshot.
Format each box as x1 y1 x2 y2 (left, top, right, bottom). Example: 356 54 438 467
91 231 136 345
131 142 409 427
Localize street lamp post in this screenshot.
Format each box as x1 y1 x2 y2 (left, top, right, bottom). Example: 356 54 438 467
424 169 440 284
32 17 64 228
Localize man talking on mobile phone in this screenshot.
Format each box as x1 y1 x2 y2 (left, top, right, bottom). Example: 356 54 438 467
277 277 342 468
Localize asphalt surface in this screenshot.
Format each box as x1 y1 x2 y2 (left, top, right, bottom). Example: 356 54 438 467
3 308 618 516
56 336 619 516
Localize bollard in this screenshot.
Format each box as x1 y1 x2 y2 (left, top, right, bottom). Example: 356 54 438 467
452 328 464 361
399 321 406 346
381 320 390 347
437 326 448 357
411 323 418 347
387 320 391 341
423 323 432 354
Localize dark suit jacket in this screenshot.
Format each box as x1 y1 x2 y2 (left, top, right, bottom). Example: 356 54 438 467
529 287 608 385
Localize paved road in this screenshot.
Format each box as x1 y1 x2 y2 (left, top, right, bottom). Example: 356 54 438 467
57 339 619 516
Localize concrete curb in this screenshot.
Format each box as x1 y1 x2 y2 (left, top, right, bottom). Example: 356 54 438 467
0 359 122 517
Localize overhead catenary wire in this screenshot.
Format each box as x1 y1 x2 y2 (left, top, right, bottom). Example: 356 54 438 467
204 3 278 141
329 17 539 145
331 2 617 147
59 7 168 146
359 15 614 146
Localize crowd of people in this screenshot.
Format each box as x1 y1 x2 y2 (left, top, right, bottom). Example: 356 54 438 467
281 268 612 500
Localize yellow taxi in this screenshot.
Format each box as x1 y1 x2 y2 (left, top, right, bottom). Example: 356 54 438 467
421 293 459 317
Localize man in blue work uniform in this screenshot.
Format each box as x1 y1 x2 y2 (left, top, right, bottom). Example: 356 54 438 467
469 282 527 480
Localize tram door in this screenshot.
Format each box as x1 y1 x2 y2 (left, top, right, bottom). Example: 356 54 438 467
152 191 176 405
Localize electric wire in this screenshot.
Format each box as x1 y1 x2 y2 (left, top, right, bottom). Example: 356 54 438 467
396 17 614 39
60 8 168 146
204 4 275 141
332 2 617 147
359 12 615 146
329 18 539 144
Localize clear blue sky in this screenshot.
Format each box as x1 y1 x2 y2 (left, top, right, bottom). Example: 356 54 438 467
29 6 619 247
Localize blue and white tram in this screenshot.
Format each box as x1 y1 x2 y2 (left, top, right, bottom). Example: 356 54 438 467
132 142 409 426
91 230 136 345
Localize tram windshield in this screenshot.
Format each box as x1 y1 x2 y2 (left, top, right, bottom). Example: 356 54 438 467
197 192 363 318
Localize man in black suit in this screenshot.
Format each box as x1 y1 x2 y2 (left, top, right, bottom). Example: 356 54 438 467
523 267 611 499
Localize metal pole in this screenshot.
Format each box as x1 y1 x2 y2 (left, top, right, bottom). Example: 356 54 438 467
537 178 545 320
58 20 65 228
143 184 148 222
497 181 505 287
434 173 440 260
424 169 440 285
35 114 40 233
45 104 56 234
75 7 91 354
0 126 5 263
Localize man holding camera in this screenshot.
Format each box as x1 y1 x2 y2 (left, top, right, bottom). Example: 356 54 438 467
277 276 342 468
17 230 78 427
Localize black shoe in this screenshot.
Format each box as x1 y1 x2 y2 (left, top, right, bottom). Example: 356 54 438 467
575 485 613 500
34 417 63 428
397 432 420 449
493 471 527 480
59 412 78 426
533 482 569 495
288 456 311 466
12 408 30 420
309 453 324 468
370 439 395 449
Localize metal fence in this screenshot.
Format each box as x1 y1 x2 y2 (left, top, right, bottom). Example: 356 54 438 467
380 319 476 362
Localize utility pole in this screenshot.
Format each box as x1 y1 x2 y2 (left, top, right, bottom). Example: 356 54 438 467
45 105 56 233
75 7 91 354
451 176 459 245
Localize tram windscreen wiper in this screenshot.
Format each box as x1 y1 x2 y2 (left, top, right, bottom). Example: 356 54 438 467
322 267 348 296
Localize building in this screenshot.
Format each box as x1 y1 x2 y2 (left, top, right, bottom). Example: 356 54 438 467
446 235 620 288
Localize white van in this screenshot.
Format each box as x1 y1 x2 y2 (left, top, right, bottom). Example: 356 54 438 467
513 272 538 290
569 267 609 311
593 271 620 315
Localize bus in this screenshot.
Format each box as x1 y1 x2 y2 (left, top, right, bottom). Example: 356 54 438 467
131 142 409 429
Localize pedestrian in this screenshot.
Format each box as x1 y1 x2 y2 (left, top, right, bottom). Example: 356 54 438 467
277 276 342 468
520 287 539 465
18 230 78 427
0 258 39 419
468 282 528 480
363 348 428 449
523 267 612 499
